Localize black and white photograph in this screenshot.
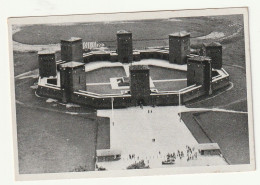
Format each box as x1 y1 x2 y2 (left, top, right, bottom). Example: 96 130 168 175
8 7 255 180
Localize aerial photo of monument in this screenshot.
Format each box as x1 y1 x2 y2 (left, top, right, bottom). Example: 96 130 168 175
10 9 254 178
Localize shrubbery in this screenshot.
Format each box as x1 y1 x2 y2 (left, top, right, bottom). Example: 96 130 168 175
126 160 149 169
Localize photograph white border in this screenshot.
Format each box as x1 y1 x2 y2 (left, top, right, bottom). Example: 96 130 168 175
7 7 255 181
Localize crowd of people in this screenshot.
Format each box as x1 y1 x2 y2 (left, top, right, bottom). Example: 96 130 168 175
123 145 199 165
164 146 198 163
186 145 198 161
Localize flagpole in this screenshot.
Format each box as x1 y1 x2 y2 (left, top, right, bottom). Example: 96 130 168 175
111 97 114 125
179 91 181 123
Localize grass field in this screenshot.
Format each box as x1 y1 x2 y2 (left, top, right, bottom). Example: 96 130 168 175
86 67 126 83
96 117 110 150
13 51 38 76
149 65 186 80
184 15 247 111
86 84 122 94
15 76 97 174
16 103 97 174
196 111 249 164
15 77 95 114
186 65 247 111
222 99 248 112
13 15 242 47
86 80 187 94
153 81 187 91
181 111 249 164
84 64 188 94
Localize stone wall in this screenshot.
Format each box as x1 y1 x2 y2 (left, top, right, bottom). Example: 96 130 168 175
83 50 169 63
36 71 229 108
212 76 230 91
36 85 62 100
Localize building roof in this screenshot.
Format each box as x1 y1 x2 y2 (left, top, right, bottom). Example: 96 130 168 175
96 149 121 157
169 31 190 37
61 37 82 42
130 65 149 71
203 42 222 47
117 30 131 34
38 50 56 55
197 143 220 150
60 61 85 68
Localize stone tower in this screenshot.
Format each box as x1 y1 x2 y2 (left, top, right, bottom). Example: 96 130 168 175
61 37 83 62
117 30 133 63
202 42 222 69
130 65 150 105
169 31 190 64
187 56 212 95
60 61 86 103
38 50 57 78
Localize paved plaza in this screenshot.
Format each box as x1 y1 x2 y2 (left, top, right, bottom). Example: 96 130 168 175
97 106 227 170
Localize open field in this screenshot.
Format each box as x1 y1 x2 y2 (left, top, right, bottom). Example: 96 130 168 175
15 76 97 174
13 51 38 76
16 103 97 174
222 99 248 112
13 15 242 47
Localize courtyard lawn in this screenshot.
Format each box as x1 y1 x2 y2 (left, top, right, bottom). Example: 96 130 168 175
16 103 97 174
153 80 187 91
86 84 123 95
149 65 187 80
86 67 126 83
